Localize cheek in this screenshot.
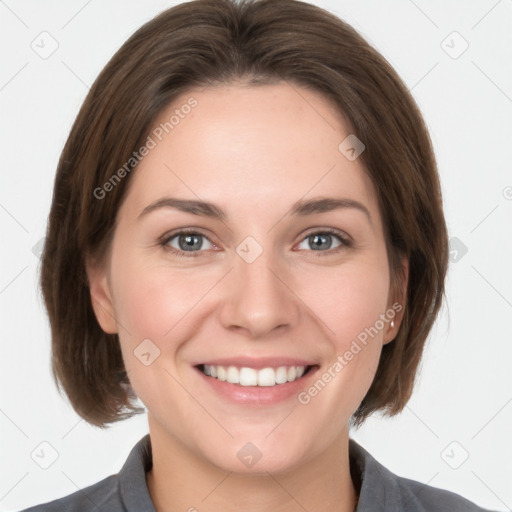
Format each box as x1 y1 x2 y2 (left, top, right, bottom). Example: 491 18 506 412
108 248 225 402
108 253 210 410
292 259 390 410
110 252 216 342
296 257 390 343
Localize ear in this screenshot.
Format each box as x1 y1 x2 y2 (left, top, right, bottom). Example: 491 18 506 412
85 255 118 334
383 255 409 344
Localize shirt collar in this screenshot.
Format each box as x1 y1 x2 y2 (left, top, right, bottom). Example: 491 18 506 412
118 434 156 511
349 438 402 511
118 434 401 511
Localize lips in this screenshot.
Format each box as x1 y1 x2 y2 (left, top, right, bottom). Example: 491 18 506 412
195 357 316 370
195 364 319 406
192 356 318 404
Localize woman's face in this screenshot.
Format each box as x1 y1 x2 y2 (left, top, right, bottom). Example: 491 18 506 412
88 82 405 473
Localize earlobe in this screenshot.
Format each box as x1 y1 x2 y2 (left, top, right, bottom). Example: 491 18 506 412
384 256 409 344
85 257 118 334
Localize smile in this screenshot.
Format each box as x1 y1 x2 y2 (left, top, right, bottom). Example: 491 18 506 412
199 364 312 387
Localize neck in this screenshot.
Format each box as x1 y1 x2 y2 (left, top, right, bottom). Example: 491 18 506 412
146 417 357 512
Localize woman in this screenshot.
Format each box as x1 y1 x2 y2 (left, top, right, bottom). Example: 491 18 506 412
23 0 494 510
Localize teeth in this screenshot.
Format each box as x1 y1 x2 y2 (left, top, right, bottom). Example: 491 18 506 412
226 366 239 384
202 365 308 386
258 367 275 387
217 366 227 381
275 366 288 384
239 367 258 386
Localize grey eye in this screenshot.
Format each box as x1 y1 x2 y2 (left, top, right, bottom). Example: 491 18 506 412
297 232 343 251
167 233 214 251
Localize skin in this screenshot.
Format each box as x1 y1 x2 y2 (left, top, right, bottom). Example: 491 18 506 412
87 82 407 512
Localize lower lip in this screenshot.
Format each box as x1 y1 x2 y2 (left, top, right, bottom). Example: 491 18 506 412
195 366 318 406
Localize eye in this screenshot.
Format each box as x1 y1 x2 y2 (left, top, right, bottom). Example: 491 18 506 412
163 230 215 256
160 228 351 258
296 229 351 253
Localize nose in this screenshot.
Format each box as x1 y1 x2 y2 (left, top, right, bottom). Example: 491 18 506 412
218 247 300 338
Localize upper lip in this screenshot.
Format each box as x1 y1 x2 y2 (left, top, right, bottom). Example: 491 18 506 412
194 357 317 369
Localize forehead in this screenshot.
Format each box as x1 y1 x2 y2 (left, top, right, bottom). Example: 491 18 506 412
121 82 378 220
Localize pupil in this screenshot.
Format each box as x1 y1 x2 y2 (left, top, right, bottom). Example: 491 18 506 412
180 234 202 251
310 233 331 250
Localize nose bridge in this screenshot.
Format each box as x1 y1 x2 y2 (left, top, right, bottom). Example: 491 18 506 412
219 237 299 336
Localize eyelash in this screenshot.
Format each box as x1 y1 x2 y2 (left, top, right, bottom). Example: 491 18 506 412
159 228 352 258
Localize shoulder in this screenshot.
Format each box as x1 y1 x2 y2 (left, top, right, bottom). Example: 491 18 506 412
395 473 493 512
19 474 121 512
19 434 154 512
349 439 495 512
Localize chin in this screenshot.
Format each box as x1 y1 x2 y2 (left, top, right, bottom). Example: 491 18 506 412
194 431 314 476
212 449 304 476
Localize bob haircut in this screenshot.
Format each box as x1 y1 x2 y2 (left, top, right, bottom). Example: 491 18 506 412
40 0 448 427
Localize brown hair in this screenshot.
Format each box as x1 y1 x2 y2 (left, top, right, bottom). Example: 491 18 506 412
40 0 448 427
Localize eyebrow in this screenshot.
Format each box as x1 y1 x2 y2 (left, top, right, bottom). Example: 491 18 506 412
137 196 372 224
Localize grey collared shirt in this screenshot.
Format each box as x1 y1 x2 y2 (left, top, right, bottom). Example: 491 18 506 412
20 434 494 511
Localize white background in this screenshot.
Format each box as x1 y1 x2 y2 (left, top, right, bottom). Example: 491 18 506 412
1 0 511 510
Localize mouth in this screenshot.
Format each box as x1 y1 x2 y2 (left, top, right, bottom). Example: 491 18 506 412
193 356 320 405
196 363 316 387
